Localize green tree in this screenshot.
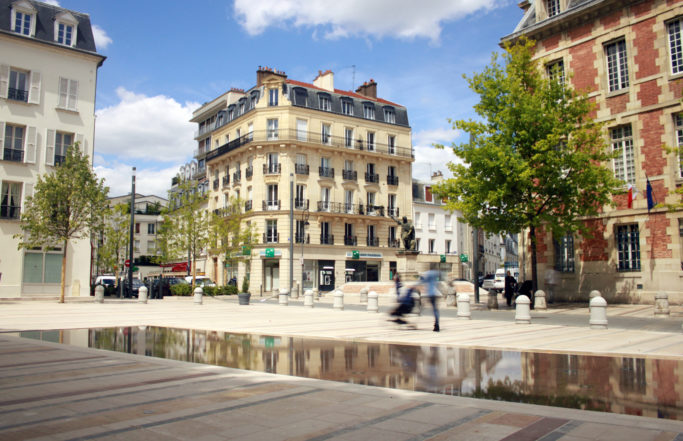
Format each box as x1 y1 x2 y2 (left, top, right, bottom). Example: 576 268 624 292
209 197 256 284
433 38 622 291
96 203 129 286
16 145 109 303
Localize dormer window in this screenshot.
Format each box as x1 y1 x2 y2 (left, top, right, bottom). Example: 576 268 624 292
341 99 353 116
383 107 395 124
318 94 331 111
57 23 74 45
546 0 560 17
363 103 375 120
54 11 79 46
11 1 37 37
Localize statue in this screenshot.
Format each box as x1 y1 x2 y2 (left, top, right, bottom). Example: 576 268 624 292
392 215 416 251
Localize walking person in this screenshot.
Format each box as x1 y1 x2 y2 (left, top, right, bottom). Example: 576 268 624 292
394 272 402 299
504 270 516 307
420 270 440 332
544 268 558 304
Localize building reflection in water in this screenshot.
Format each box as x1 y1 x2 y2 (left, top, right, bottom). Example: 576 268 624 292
19 327 680 421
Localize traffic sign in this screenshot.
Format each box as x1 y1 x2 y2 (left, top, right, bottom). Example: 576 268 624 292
124 259 130 267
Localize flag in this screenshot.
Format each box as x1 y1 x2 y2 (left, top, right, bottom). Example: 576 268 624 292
646 178 655 211
627 184 633 208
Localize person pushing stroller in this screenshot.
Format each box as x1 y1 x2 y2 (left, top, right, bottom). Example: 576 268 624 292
389 284 419 326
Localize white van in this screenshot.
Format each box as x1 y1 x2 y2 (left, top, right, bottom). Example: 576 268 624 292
185 276 216 287
492 268 506 293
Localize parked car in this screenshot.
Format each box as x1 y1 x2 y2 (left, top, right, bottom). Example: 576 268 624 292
481 274 495 291
122 278 144 298
492 268 507 293
185 276 216 287
93 275 117 296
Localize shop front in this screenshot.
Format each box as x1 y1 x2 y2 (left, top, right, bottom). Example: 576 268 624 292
345 252 382 282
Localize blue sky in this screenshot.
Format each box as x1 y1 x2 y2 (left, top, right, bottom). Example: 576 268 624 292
47 0 523 197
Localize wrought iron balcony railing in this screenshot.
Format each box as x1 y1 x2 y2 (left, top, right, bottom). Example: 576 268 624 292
364 172 379 184
263 163 281 175
387 175 399 186
344 235 357 246
342 169 357 181
366 237 379 247
263 200 281 211
263 232 279 244
294 198 309 210
245 166 253 178
319 166 334 178
320 234 334 245
295 163 309 175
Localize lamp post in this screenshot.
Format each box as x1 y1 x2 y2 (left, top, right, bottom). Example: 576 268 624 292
300 206 309 296
127 167 136 299
289 172 294 295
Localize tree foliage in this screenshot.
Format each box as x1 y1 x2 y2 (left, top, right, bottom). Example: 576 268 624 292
208 196 256 284
16 145 109 302
96 203 129 286
433 38 622 290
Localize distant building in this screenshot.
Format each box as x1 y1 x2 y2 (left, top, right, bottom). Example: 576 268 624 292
0 0 104 297
106 194 167 263
503 0 683 302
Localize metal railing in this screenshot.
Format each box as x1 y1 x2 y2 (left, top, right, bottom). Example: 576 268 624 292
342 170 357 181
315 201 386 217
319 166 334 178
233 171 241 184
388 238 401 248
295 233 310 244
8 88 28 102
320 234 334 245
387 207 399 217
213 179 219 190
263 163 281 175
222 175 230 186
387 175 399 186
245 200 252 211
245 166 253 178
344 235 357 246
364 172 379 184
263 232 279 243
295 163 309 175
294 198 309 210
367 237 379 247
262 200 281 211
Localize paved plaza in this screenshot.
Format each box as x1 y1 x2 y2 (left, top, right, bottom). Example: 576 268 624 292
1 294 682 440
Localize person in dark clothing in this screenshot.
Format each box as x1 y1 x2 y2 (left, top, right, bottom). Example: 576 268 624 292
394 272 402 299
390 286 417 325
504 271 516 307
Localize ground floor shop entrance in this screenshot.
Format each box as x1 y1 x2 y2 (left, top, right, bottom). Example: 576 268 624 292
318 260 334 292
264 260 279 293
345 260 380 282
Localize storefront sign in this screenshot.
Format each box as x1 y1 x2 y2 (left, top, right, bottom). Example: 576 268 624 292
345 252 382 259
352 250 360 259
460 253 468 263
260 248 281 258
440 254 446 263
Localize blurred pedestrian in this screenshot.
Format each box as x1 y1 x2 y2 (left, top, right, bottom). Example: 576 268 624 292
394 272 402 299
504 270 516 307
544 268 558 304
420 270 440 332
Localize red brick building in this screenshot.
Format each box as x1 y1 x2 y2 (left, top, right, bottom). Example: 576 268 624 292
502 0 683 303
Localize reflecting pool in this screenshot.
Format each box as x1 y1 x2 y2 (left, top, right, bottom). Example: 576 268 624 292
17 327 683 420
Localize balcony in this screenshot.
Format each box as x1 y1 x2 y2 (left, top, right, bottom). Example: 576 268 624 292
295 233 310 244
3 148 23 162
54 155 65 166
245 200 252 211
263 232 279 244
264 163 281 175
205 129 415 163
387 207 399 217
364 172 379 184
294 198 309 210
8 87 28 102
295 163 309 175
365 205 385 216
222 175 230 187
388 238 401 248
344 235 357 246
263 200 281 211
233 171 241 184
213 179 219 190
0 204 20 220
319 167 334 178
245 166 253 179
317 200 332 212
366 237 379 247
342 169 357 181
320 234 334 245
387 175 399 186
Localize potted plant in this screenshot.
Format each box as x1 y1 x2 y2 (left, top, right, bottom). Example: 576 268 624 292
238 276 251 305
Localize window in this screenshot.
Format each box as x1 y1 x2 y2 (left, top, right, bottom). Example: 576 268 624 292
416 238 421 251
415 212 421 228
384 107 395 124
267 152 279 173
319 94 331 111
148 223 155 234
295 184 305 209
321 222 332 244
546 0 560 17
23 250 61 284
147 240 156 252
239 100 245 115
679 219 683 270
367 225 377 246
445 214 452 231
675 114 683 178
367 132 375 151
297 119 307 142
445 240 451 254
267 184 278 209
668 18 683 75
134 240 140 253
3 124 24 162
135 222 140 234
57 22 74 46
388 194 397 216
367 191 376 214
1 181 22 219
320 186 331 211
388 135 396 154
554 234 575 272
429 239 435 253
428 213 436 230
321 123 331 145
266 220 278 242
342 99 353 115
611 125 635 186
12 7 34 36
345 128 353 148
363 104 375 120
269 88 278 106
616 224 640 272
8 68 28 102
267 118 278 140
54 132 73 165
605 39 629 92
546 59 565 85
344 189 353 213
247 123 254 141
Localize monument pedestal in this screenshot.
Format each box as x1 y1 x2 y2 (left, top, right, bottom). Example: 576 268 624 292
396 251 420 281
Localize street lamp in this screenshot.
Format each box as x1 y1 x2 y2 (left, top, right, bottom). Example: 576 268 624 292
300 206 310 296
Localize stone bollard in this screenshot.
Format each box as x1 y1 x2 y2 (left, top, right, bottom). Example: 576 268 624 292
534 290 547 310
193 287 203 305
486 289 498 310
138 286 148 304
367 291 379 312
279 288 289 306
313 288 319 299
588 290 601 312
291 282 299 299
515 295 531 324
589 295 608 329
654 292 670 317
333 290 344 310
457 293 471 319
94 285 105 303
360 287 369 303
304 289 314 308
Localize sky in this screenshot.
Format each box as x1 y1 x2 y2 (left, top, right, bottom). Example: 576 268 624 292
45 0 524 198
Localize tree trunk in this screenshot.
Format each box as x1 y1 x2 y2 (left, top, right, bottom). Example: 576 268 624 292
529 225 538 294
60 240 68 303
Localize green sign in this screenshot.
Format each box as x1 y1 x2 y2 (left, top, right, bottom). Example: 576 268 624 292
352 250 360 259
264 337 275 348
440 255 446 263
242 245 251 256
265 248 275 258
131 266 139 272
460 253 468 263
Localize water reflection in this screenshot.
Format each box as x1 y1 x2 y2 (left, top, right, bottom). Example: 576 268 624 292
19 327 683 420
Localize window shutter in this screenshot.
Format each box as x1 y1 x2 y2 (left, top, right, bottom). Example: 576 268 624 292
76 133 85 153
68 79 78 110
28 71 41 104
24 126 36 164
22 183 33 212
58 77 68 108
0 65 9 99
0 122 5 148
45 129 55 166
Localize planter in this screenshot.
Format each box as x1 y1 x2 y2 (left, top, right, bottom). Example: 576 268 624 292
238 292 251 305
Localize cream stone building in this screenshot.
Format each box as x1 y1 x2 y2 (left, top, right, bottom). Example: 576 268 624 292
194 67 413 295
0 0 104 297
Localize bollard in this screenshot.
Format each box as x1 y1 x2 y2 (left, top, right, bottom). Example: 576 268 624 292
486 288 498 310
367 291 379 312
279 288 289 306
588 290 601 312
94 285 104 303
333 290 344 310
654 292 670 317
138 286 148 304
360 287 369 303
534 290 547 310
304 289 314 308
589 295 608 329
193 287 203 305
292 282 299 299
457 293 471 319
515 295 531 324
313 288 319 299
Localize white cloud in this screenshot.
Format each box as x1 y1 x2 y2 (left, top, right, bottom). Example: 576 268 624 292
412 127 462 181
94 161 179 199
234 0 501 42
95 87 199 163
42 0 60 5
91 24 112 50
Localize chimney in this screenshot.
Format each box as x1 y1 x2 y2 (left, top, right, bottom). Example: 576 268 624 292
431 171 444 183
518 0 531 12
355 78 377 99
313 69 334 92
256 66 287 87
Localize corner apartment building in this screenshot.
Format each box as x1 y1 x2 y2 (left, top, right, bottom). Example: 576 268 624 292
107 194 166 261
193 67 413 294
412 172 473 280
503 0 683 302
0 0 104 297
